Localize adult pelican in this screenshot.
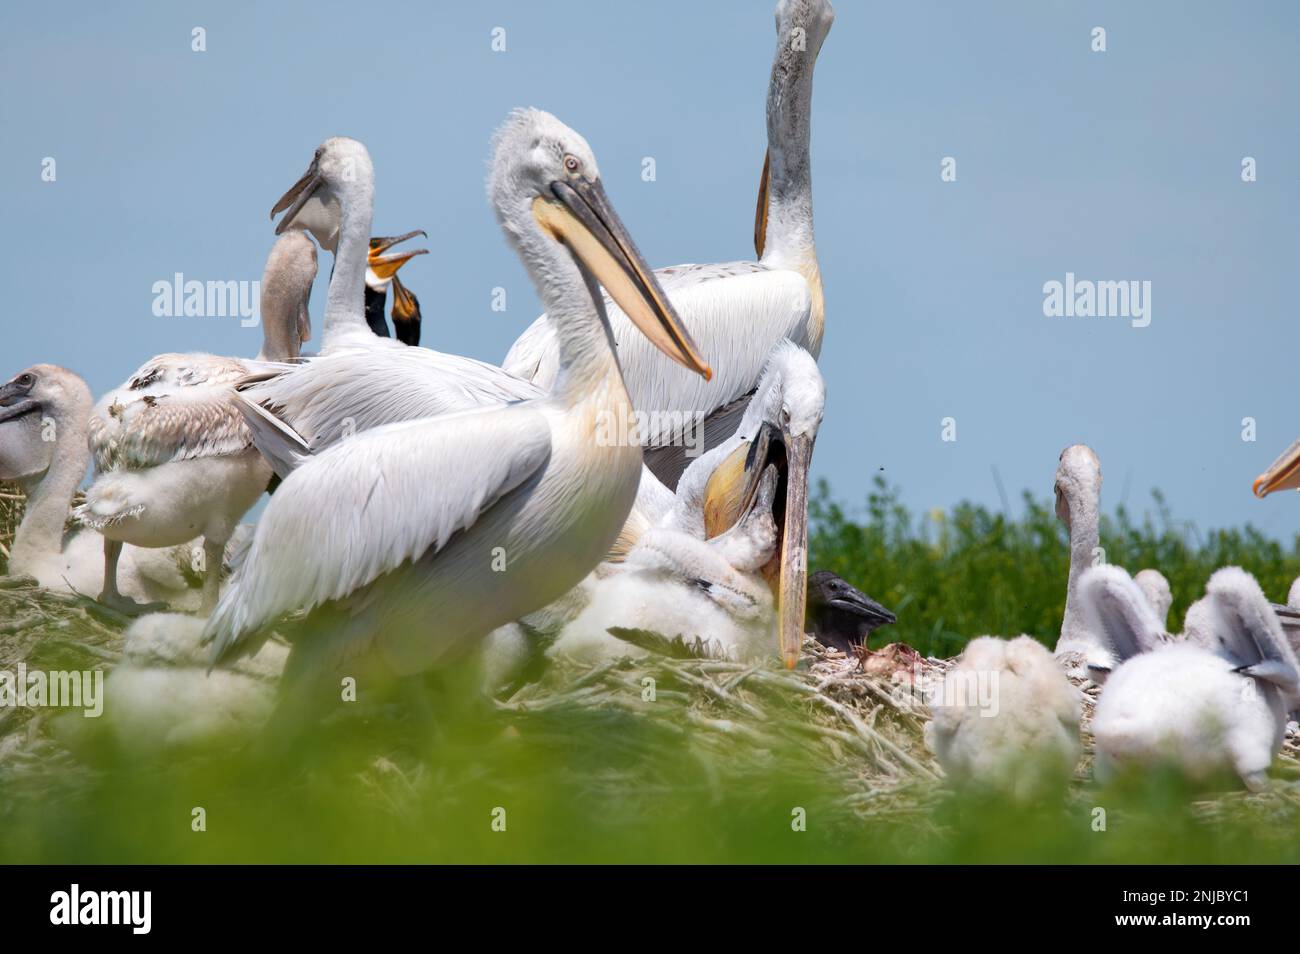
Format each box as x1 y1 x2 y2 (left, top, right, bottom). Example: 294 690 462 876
76 231 316 614
507 341 830 669
365 231 427 345
503 0 834 487
203 111 711 713
1253 437 1300 499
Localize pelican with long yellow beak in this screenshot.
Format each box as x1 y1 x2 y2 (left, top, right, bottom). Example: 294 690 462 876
365 231 427 345
1253 438 1300 499
503 0 834 488
203 111 711 708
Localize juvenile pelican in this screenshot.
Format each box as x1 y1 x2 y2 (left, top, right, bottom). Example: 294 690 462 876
0 365 199 604
1052 444 1169 667
365 230 427 345
503 0 835 488
236 139 545 457
77 231 316 614
204 111 711 713
926 635 1082 800
1085 565 1300 790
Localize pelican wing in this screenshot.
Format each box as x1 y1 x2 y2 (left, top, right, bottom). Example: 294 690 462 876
204 405 552 663
504 261 813 480
239 347 541 453
1076 565 1166 672
88 354 253 471
1205 568 1300 705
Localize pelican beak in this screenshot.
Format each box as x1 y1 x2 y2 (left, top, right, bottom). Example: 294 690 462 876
270 160 322 233
776 431 813 668
701 419 815 668
1254 438 1300 497
533 178 711 380
0 379 38 424
753 150 770 259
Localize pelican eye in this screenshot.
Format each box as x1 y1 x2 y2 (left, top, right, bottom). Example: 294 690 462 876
780 406 791 428
563 154 580 174
17 374 34 388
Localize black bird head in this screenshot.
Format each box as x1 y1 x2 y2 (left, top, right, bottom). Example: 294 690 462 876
806 570 896 655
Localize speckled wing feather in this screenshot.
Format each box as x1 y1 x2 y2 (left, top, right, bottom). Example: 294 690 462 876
88 353 253 472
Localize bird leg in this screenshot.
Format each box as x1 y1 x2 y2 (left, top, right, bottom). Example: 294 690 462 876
97 539 167 616
199 536 226 617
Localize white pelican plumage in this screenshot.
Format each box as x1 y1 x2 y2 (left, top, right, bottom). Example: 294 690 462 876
1084 564 1300 790
926 635 1082 800
0 365 201 604
1052 443 1169 667
203 110 711 715
234 138 545 459
76 230 317 614
492 340 832 671
502 0 834 488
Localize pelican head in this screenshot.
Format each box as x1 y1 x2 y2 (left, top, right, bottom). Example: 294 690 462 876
365 230 428 292
0 364 92 481
270 137 375 253
1054 443 1102 530
488 108 710 379
701 341 825 667
1253 438 1300 498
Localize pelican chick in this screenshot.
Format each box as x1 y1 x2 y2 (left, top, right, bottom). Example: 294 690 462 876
926 635 1082 800
0 365 200 605
806 570 897 655
76 232 316 615
1052 444 1166 670
99 613 287 757
203 110 710 723
1087 565 1300 791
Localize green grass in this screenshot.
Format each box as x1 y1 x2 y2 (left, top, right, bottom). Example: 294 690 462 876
810 476 1300 658
3 479 1299 864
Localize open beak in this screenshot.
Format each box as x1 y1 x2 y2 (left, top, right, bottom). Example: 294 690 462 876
753 150 770 259
701 420 816 668
369 248 428 281
1253 438 1300 497
270 160 323 234
533 178 711 380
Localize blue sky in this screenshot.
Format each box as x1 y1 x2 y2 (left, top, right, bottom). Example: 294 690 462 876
2 1 1299 539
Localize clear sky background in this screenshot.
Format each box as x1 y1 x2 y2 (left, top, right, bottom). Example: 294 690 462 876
2 1 1298 539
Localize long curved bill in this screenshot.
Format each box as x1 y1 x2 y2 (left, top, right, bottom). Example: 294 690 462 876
1254 438 1300 497
533 178 711 379
701 421 815 669
753 150 770 259
270 160 322 235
